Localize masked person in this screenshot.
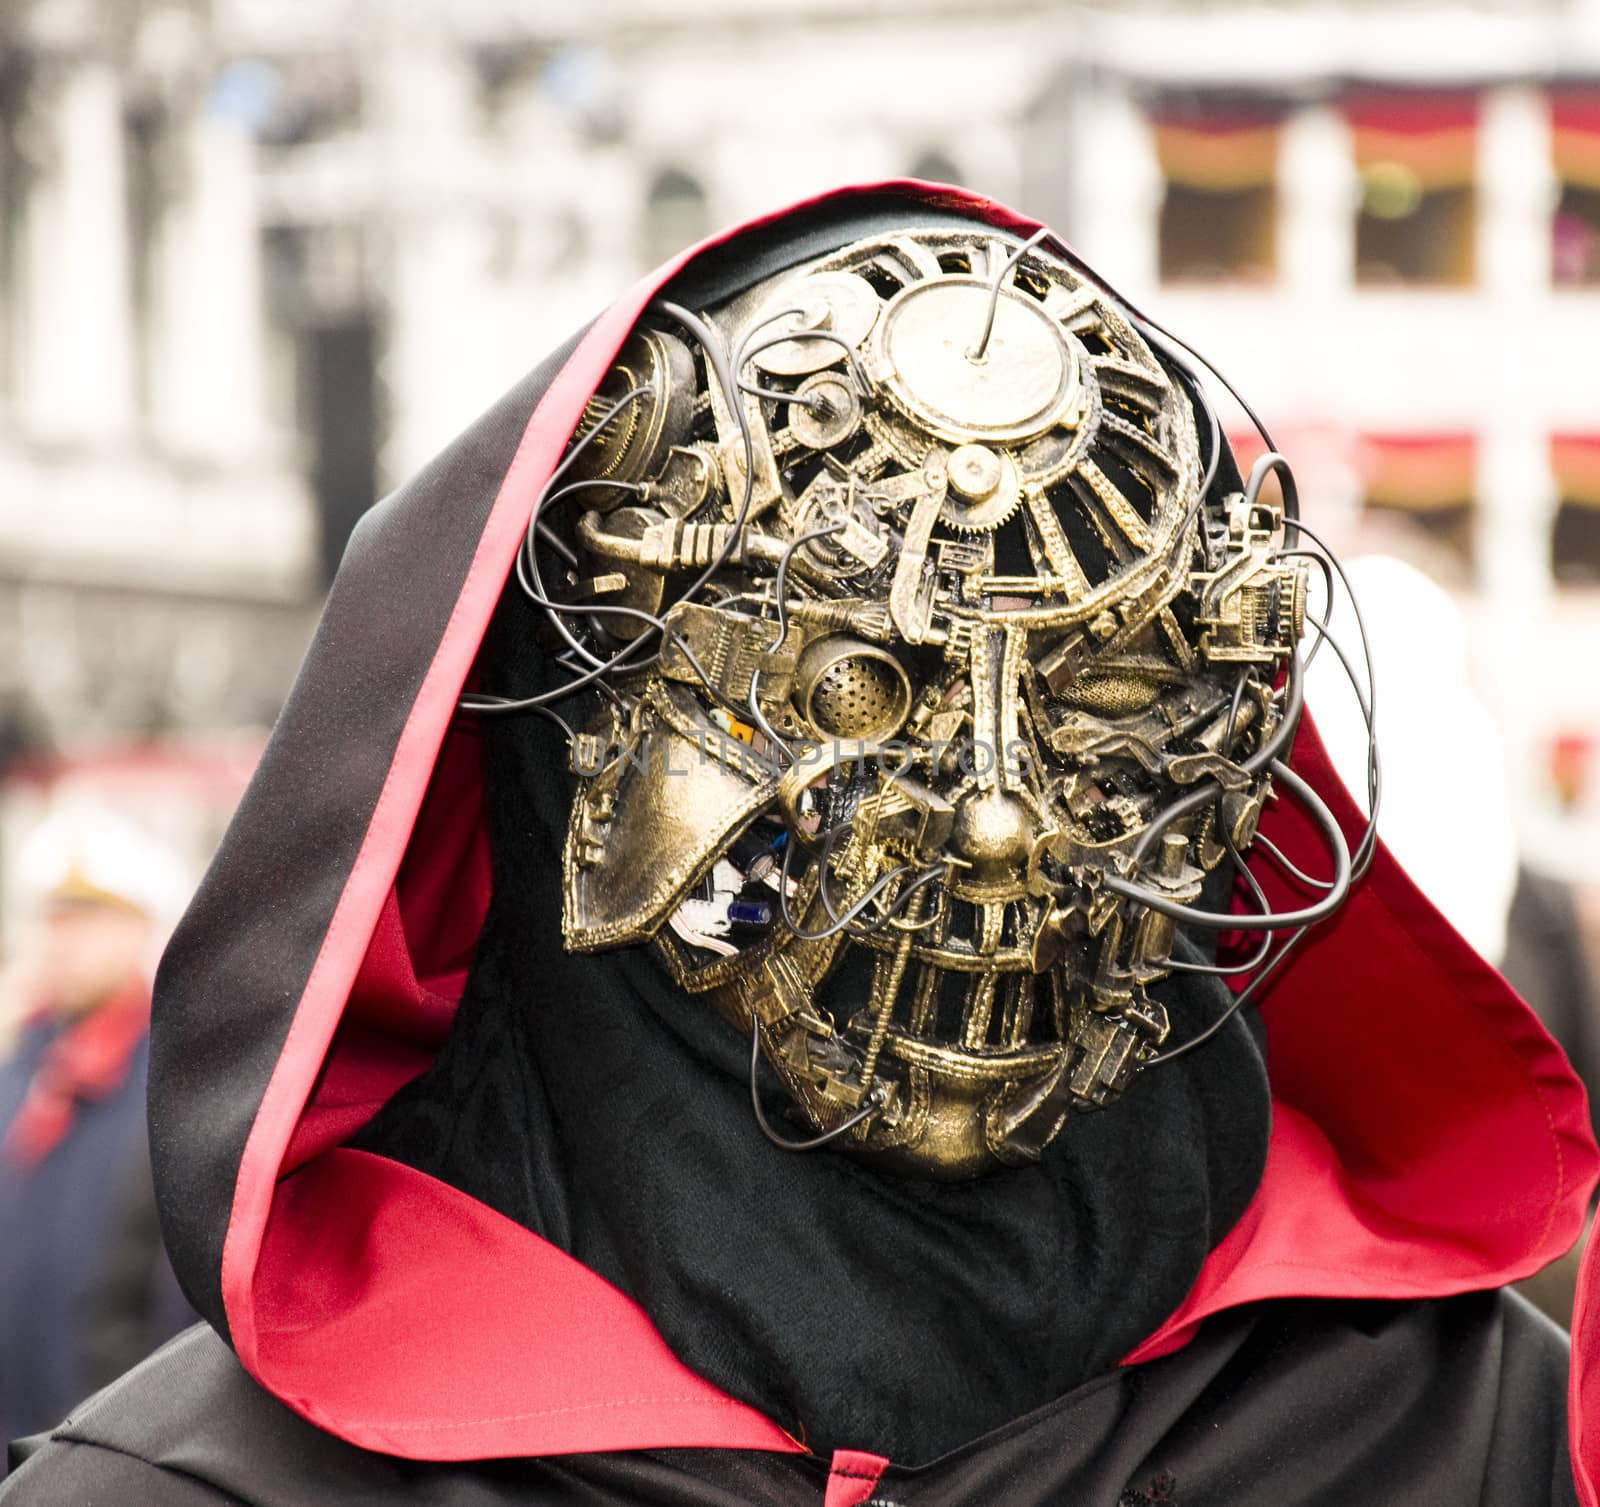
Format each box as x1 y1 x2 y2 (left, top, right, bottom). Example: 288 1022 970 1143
0 809 193 1458
5 183 1598 1507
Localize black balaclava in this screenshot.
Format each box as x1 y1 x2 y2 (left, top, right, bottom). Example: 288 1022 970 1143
356 576 1272 1464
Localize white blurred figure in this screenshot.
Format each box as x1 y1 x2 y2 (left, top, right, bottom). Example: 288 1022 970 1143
1307 553 1519 966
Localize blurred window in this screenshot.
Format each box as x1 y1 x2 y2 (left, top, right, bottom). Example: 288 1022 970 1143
123 97 167 421
1358 433 1477 569
1346 91 1479 286
1020 64 1080 242
307 314 379 587
1551 90 1600 287
0 52 34 403
472 42 544 130
257 221 379 584
251 59 362 152
1552 435 1600 587
642 168 708 271
1151 99 1282 283
909 149 965 187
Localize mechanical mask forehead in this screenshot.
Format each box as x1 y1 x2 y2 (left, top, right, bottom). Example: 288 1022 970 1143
515 221 1312 1178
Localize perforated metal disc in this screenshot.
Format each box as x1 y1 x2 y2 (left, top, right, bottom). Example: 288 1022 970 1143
808 655 910 740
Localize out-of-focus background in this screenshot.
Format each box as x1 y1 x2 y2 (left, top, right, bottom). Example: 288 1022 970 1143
0 1 1598 1126
5 0 1600 925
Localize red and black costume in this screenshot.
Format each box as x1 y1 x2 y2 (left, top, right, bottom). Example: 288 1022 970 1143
6 183 1600 1506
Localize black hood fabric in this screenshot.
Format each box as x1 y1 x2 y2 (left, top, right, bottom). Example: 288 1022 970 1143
352 585 1271 1463
3 1289 1580 1506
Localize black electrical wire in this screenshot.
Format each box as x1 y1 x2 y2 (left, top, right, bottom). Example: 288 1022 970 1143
1129 647 1306 867
1163 839 1277 977
1147 921 1310 1068
1251 833 1337 893
881 871 949 932
1243 451 1300 528
738 378 829 409
802 784 949 938
1224 668 1251 749
776 816 933 943
744 519 845 764
556 649 629 713
749 1016 882 1152
735 299 871 389
1148 577 1382 1066
469 304 791 720
1303 606 1384 886
1164 671 1276 978
1285 512 1383 871
459 597 713 713
1131 309 1289 520
968 226 1053 361
656 301 768 601
517 384 658 668
455 682 583 740
1137 323 1223 523
1102 761 1351 931
531 478 646 570
517 480 652 670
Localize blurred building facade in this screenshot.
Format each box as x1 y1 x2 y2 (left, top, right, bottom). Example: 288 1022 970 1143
0 0 1598 896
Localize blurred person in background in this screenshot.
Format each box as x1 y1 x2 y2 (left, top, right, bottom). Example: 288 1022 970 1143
1508 730 1600 1159
0 809 194 1462
1307 553 1520 969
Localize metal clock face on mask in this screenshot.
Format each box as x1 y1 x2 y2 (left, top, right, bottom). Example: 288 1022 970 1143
533 226 1309 1178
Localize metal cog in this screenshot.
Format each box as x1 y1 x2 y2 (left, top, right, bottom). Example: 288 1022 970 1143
939 487 1025 533
939 441 1024 532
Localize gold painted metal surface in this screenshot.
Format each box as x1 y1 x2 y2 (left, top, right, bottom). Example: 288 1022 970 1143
548 226 1307 1177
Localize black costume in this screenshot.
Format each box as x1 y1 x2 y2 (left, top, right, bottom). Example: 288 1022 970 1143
5 183 1597 1506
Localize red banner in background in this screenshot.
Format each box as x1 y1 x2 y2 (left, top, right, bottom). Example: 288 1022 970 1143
1150 105 1285 191
1554 434 1600 507
1552 90 1600 190
1357 432 1477 508
1343 90 1479 189
1551 730 1597 812
1226 428 1268 478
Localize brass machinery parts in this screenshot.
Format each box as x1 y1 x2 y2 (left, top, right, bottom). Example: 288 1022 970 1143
543 227 1308 1178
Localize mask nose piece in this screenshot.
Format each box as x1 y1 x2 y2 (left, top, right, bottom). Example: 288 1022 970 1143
948 789 1032 883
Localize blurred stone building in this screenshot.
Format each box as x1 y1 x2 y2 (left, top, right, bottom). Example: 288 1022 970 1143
1 0 1599 880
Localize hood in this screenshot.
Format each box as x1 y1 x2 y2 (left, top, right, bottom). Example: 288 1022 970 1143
149 181 1599 1480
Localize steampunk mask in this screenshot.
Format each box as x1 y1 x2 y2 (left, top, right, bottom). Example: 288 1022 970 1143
524 224 1312 1178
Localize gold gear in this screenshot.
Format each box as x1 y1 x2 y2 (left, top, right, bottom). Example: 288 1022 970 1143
938 442 1023 531
939 487 1024 533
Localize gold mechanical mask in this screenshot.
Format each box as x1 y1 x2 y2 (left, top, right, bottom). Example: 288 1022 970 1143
527 225 1311 1178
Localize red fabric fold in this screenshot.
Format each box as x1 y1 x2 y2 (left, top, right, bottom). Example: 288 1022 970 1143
824 1449 890 1507
1128 712 1595 1364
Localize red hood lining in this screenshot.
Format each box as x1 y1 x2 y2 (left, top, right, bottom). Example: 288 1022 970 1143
203 178 1597 1471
